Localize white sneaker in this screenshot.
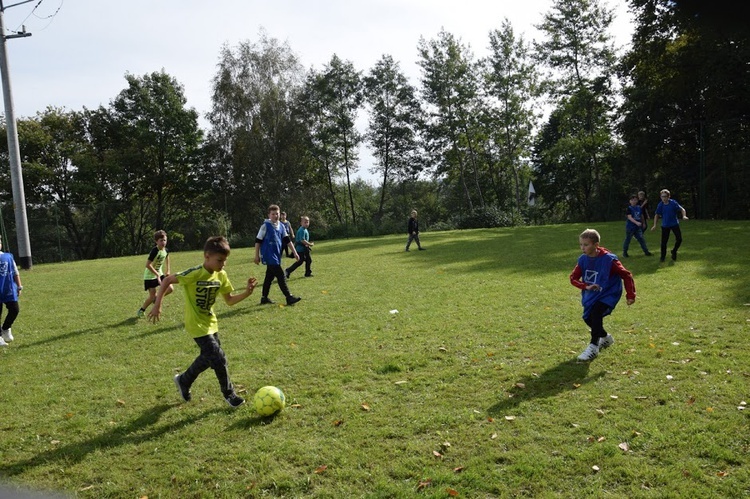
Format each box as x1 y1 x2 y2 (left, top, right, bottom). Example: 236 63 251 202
0 336 7 347
598 335 614 349
1 328 13 342
577 343 599 361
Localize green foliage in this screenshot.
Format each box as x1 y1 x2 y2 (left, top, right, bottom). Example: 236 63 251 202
1 221 748 497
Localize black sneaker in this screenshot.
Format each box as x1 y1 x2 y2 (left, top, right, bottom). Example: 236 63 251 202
623 251 629 257
174 374 191 402
671 249 677 261
225 393 245 408
304 273 313 278
418 247 426 251
260 297 275 305
645 251 653 256
286 295 302 306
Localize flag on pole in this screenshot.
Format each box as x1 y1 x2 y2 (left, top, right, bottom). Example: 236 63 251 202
528 181 536 206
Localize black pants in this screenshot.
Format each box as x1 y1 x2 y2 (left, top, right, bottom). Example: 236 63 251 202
182 333 234 397
584 302 612 346
1 301 19 331
286 248 312 276
262 264 292 299
660 225 683 259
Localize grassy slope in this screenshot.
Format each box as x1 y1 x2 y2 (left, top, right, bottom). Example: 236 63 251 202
0 220 748 498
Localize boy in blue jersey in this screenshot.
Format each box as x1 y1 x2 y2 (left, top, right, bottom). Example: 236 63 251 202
651 189 688 262
623 194 652 257
137 230 173 317
0 236 23 347
254 205 301 306
570 229 636 361
285 215 314 279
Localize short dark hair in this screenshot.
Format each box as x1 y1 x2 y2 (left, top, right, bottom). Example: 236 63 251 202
630 194 638 200
154 230 167 240
204 236 230 256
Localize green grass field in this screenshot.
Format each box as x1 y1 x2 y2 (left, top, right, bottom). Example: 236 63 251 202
1 221 748 498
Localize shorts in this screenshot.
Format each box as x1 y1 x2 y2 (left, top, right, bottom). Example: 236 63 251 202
144 276 165 291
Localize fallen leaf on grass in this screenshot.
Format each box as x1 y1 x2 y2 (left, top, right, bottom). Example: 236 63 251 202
453 466 465 473
717 471 728 477
394 380 407 385
490 433 498 439
416 479 432 491
333 419 344 426
504 415 516 421
610 395 618 400
592 465 600 473
515 383 525 389
314 465 328 474
433 450 443 458
290 404 302 409
487 417 494 422
687 396 695 405
361 403 371 411
597 436 606 442
706 407 714 412
619 442 630 452
573 383 581 389
447 488 459 497
116 399 126 406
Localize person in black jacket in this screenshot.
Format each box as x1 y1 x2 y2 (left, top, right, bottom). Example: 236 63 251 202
405 210 425 251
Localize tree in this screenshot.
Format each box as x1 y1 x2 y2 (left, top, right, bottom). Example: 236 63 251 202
418 29 484 212
111 71 202 233
206 32 308 233
363 54 423 221
534 0 620 221
483 19 541 216
619 0 750 218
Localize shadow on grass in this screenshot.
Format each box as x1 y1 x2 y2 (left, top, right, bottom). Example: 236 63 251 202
0 404 224 477
487 359 605 415
19 318 182 348
226 412 284 430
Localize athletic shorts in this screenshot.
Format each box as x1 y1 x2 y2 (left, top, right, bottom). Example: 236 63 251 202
143 276 166 291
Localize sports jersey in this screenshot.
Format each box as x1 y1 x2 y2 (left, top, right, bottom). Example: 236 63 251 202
295 226 309 254
176 264 234 338
655 199 684 228
626 204 643 231
257 220 287 266
143 247 168 280
569 247 635 320
0 251 19 302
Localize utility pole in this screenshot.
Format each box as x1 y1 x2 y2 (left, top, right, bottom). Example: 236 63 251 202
0 0 33 269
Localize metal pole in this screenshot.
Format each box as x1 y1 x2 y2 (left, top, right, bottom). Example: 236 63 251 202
0 3 32 268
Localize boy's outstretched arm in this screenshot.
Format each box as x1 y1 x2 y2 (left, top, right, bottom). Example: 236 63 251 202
148 274 179 323
223 277 258 306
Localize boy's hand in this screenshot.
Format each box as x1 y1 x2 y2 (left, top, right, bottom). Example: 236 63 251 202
626 298 635 306
148 307 161 323
254 256 260 265
586 284 601 292
247 277 258 293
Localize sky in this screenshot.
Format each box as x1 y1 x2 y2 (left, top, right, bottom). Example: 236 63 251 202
1 0 634 178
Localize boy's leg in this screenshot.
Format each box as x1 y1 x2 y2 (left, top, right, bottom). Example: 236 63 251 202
286 255 303 277
1 301 19 331
634 229 650 254
660 226 671 261
623 229 634 255
262 266 275 298
183 334 235 398
415 234 423 250
304 249 312 276
671 225 683 258
405 234 414 251
271 265 293 298
583 302 610 345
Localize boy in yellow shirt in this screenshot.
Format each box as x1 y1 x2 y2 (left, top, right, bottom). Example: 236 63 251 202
149 236 257 408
